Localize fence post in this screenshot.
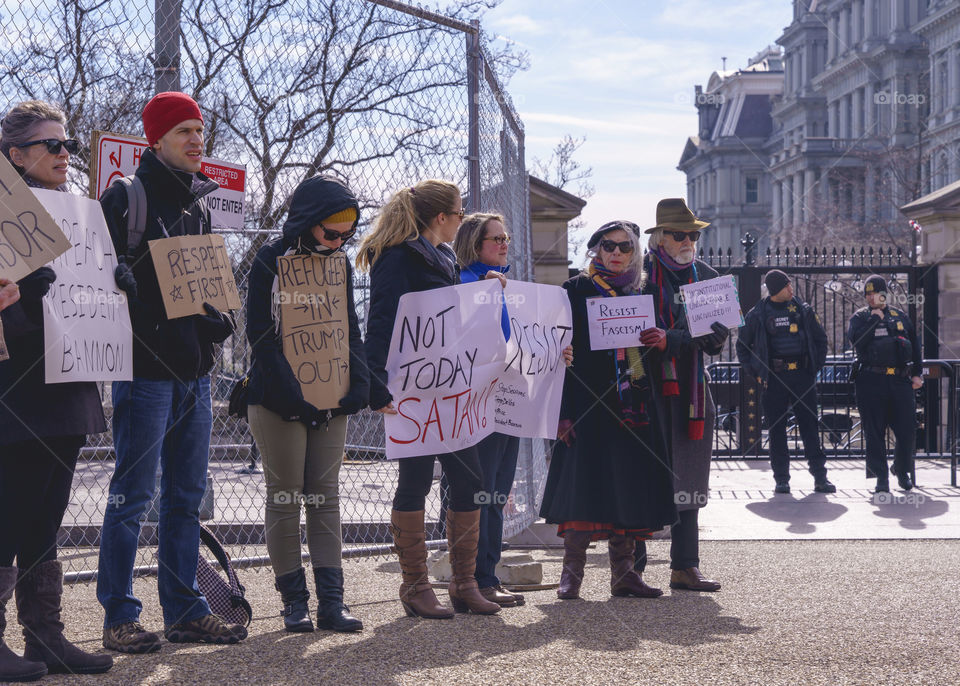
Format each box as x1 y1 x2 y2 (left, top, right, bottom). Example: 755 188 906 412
154 0 182 94
465 20 481 213
737 262 764 457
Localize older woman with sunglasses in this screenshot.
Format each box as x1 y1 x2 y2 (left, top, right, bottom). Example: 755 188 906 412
246 175 368 633
540 220 677 601
0 101 113 681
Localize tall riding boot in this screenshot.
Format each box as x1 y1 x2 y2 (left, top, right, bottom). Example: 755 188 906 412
446 511 500 615
313 567 363 632
16 560 113 674
274 568 314 632
390 510 453 619
608 535 662 598
557 531 592 599
0 567 46 683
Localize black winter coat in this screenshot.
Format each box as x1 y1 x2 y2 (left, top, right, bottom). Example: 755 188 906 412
363 238 458 411
245 176 368 419
100 148 224 380
737 296 828 383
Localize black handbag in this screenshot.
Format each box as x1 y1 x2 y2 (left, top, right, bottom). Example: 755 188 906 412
228 374 250 419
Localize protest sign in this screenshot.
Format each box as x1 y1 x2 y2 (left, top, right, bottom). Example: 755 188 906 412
495 281 573 438
0 156 72 282
586 294 656 351
384 280 505 459
34 189 133 382
150 234 241 319
278 252 350 410
680 274 744 337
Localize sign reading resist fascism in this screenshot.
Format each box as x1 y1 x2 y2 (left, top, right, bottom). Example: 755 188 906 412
679 274 744 338
586 294 656 351
34 189 133 383
150 234 242 319
278 253 350 411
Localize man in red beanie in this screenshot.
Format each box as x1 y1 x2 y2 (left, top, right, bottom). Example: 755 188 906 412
97 92 245 653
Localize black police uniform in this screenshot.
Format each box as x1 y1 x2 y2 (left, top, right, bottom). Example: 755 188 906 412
737 296 829 485
847 305 921 488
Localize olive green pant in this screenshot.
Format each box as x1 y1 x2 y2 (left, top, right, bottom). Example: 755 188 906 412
248 405 347 575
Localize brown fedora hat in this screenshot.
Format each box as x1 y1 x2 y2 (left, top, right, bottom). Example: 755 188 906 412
644 198 710 234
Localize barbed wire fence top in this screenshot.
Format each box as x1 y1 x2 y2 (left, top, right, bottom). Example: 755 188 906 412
0 0 540 578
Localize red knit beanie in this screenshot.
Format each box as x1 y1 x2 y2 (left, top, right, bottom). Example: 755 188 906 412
142 92 203 147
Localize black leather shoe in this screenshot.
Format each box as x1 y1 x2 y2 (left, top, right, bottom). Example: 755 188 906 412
814 479 837 493
314 567 363 632
275 568 314 633
774 481 790 494
874 480 890 493
897 474 914 491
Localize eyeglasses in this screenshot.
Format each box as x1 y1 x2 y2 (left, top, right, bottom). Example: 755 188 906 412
18 138 80 155
446 209 465 220
599 239 635 254
482 234 511 245
665 230 700 243
318 222 356 242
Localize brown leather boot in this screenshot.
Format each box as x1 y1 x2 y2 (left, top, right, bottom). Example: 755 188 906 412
0 566 47 683
670 567 721 592
446 511 500 615
608 535 662 598
557 530 591 599
390 510 453 619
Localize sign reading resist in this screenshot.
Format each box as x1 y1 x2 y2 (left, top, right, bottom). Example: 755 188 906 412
679 274 744 337
277 253 350 411
150 234 241 319
586 294 656 351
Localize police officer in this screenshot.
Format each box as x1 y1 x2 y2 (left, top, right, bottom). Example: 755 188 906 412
847 275 923 493
737 269 835 494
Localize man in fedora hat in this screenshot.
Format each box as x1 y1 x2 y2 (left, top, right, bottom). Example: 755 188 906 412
633 198 727 592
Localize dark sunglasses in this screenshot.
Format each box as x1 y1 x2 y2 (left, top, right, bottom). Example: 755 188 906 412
482 234 511 245
665 230 700 242
599 239 635 254
19 138 80 155
319 223 356 242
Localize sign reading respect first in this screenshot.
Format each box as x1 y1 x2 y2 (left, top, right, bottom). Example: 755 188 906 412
150 234 241 319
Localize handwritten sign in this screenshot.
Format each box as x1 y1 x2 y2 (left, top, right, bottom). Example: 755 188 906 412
385 280 504 459
679 274 744 337
278 253 349 411
0 156 72 282
495 281 572 438
34 189 133 383
586 294 656 351
150 234 241 319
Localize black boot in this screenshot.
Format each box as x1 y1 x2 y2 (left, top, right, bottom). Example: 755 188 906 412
313 567 363 632
274 568 314 632
16 560 113 675
1 567 47 683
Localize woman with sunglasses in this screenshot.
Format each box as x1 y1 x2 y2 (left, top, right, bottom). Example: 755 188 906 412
246 175 368 633
0 101 114 680
540 220 677 601
358 181 501 619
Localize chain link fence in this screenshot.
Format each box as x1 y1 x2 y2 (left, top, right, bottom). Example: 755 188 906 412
0 0 545 578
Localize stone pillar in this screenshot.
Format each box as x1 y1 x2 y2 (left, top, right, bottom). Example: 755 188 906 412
838 8 848 56
839 95 850 140
804 169 817 222
865 81 875 134
892 0 907 32
853 88 863 138
865 166 876 222
828 100 838 137
828 13 837 62
772 179 783 233
864 0 875 39
792 174 803 227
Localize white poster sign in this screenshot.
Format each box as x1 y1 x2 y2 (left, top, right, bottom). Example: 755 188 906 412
34 189 133 383
679 274 744 338
586 294 656 351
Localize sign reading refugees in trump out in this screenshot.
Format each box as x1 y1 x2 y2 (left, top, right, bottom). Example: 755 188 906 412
34 189 133 383
679 274 744 337
277 252 350 411
585 294 656 351
150 234 242 319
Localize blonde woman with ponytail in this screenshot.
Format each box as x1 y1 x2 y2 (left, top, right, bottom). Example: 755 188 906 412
359 180 501 620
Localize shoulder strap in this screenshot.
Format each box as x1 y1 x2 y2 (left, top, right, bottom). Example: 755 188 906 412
113 176 147 259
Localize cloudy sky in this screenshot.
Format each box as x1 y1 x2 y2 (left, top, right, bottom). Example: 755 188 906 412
483 0 794 259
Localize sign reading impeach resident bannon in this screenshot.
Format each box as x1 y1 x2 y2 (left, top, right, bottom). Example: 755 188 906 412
35 189 133 383
679 274 744 338
586 294 656 351
150 234 241 319
384 280 505 459
277 252 349 411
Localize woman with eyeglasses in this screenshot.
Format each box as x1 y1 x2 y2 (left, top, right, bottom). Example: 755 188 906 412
358 181 501 619
540 220 678 601
245 175 368 633
0 101 114 681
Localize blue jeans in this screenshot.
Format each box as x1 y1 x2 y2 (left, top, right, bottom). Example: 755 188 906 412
97 377 213 628
474 432 520 588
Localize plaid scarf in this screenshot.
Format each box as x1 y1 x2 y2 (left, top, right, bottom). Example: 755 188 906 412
649 248 705 440
587 258 649 429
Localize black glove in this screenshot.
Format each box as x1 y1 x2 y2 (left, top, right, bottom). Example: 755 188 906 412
114 257 138 299
17 267 56 300
700 321 729 350
197 302 235 343
337 387 368 416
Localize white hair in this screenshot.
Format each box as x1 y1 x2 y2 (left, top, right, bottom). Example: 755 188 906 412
584 224 646 292
647 228 664 251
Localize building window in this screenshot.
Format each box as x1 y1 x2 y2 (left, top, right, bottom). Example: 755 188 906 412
745 176 759 204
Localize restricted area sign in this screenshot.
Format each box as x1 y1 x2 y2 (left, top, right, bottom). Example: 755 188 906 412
89 131 246 231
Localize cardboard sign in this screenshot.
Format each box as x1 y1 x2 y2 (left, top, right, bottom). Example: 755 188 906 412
89 131 247 231
0 156 72 282
150 234 241 319
34 189 133 383
277 253 350 411
679 274 744 337
586 294 656 351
